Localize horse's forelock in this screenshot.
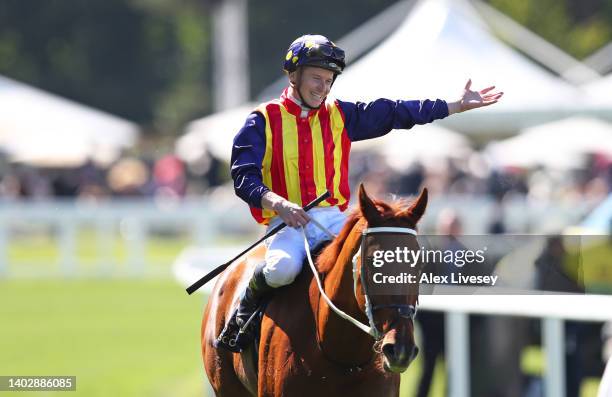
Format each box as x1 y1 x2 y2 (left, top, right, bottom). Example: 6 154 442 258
374 198 408 219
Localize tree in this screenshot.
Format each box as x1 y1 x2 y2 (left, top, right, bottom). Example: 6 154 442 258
0 0 212 134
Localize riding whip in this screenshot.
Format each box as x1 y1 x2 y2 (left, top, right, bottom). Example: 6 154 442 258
186 191 330 295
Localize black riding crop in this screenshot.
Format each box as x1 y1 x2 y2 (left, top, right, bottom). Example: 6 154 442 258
186 191 330 295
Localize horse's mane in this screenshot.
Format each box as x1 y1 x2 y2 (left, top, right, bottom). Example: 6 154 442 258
317 199 409 274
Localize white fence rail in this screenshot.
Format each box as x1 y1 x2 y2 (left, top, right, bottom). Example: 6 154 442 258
0 193 590 278
0 199 258 278
421 294 612 397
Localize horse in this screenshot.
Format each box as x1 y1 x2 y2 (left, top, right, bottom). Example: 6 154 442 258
201 184 428 396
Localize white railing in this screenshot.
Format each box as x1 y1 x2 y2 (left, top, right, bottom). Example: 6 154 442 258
0 198 258 278
420 294 612 397
0 193 590 278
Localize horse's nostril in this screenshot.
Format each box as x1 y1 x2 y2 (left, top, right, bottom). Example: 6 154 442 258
382 343 395 359
411 345 419 361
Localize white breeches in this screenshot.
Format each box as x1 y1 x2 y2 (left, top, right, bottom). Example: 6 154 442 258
263 206 347 288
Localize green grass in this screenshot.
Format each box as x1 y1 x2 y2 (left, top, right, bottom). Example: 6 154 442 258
0 278 601 396
0 277 447 397
400 354 446 397
0 279 209 397
5 231 192 277
5 229 259 277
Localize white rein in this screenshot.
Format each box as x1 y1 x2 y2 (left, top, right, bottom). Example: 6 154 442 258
300 226 417 340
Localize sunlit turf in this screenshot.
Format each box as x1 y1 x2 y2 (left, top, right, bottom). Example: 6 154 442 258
0 278 601 396
0 277 447 397
5 230 196 278
5 229 260 277
0 279 209 397
400 353 446 397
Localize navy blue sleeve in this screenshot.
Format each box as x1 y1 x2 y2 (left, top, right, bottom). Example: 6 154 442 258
230 112 270 208
337 98 449 142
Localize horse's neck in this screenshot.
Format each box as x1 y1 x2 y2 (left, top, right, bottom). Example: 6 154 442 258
316 220 373 364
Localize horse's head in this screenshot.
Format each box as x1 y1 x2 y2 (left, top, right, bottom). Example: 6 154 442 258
357 183 428 373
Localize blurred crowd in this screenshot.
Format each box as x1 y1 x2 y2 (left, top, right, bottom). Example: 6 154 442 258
0 151 228 202
1 147 611 219
350 150 612 209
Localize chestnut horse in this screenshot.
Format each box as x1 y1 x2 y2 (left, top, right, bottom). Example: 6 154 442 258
201 184 427 396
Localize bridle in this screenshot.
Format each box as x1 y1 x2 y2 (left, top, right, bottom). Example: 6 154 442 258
302 225 419 341
354 227 419 340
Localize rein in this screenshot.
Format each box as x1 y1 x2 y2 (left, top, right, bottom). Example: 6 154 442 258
301 226 418 341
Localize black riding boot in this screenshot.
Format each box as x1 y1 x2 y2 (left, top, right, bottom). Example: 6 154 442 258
216 263 274 352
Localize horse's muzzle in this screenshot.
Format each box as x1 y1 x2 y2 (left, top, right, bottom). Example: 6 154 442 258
381 334 419 373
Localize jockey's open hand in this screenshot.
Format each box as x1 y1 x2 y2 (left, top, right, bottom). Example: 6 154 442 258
273 199 311 228
447 79 503 114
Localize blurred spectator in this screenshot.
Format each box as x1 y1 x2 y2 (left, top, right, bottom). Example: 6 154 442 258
535 236 584 294
50 169 80 197
487 199 507 234
106 157 149 196
76 160 110 202
153 154 186 199
530 236 590 397
395 162 425 196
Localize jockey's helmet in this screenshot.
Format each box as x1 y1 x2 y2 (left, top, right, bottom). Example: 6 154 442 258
283 34 345 75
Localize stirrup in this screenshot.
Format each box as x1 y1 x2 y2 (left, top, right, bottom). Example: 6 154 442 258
215 309 259 353
215 310 242 353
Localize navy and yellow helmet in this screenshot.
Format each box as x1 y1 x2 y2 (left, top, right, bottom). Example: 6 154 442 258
283 34 346 75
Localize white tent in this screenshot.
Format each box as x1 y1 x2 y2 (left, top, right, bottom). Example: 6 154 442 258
176 103 256 163
582 73 612 107
331 0 588 135
352 123 472 171
485 116 612 169
0 76 139 167
179 0 604 163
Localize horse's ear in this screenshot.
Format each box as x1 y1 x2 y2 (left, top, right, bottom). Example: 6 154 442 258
400 187 428 223
359 183 383 225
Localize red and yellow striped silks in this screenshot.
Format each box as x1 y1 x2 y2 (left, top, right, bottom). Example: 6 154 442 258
250 94 351 225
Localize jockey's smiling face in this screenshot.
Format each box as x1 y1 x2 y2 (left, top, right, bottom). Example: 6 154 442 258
290 66 334 108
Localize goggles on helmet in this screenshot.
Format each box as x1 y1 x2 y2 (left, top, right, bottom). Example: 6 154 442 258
284 35 346 75
306 44 345 64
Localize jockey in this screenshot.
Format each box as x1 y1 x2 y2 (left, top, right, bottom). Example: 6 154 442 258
217 34 502 352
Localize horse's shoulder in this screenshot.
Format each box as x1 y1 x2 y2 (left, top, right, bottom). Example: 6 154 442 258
260 263 319 341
